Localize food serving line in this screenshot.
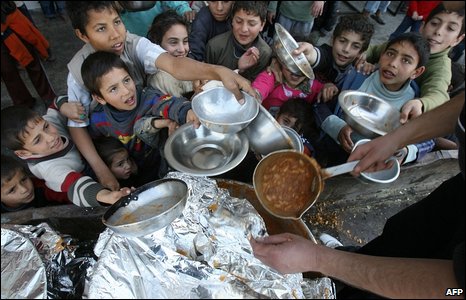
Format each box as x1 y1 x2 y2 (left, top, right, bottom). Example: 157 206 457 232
2 25 409 299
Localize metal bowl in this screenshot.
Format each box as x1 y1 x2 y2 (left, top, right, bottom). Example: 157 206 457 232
338 90 401 138
282 126 304 153
353 139 400 184
103 179 188 238
164 123 249 176
244 105 294 156
273 23 314 79
191 86 260 134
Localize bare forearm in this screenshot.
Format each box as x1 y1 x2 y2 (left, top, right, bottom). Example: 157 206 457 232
389 92 464 150
69 127 108 172
156 53 222 81
318 248 460 299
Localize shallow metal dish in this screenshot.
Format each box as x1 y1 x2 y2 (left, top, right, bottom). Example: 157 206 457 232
164 123 249 176
338 90 401 138
244 105 294 156
103 179 188 237
282 126 304 153
273 23 314 79
191 86 260 134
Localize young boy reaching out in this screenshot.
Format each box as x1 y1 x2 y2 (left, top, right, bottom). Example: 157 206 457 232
81 51 199 184
61 1 254 191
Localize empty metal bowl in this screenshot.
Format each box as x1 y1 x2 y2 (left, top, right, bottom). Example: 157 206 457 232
244 105 294 156
273 23 314 79
282 126 304 153
353 139 400 183
338 90 402 138
191 86 260 134
103 179 188 237
164 123 249 176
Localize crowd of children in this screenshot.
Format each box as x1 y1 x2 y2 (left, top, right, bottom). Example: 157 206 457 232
2 1 464 205
1 2 464 298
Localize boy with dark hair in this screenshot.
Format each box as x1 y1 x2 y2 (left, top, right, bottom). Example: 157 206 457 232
205 1 272 81
1 105 131 207
319 32 431 165
1 155 69 212
81 51 199 183
363 3 465 121
61 1 253 191
296 14 374 89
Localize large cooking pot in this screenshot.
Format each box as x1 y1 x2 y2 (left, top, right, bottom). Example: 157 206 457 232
103 179 188 237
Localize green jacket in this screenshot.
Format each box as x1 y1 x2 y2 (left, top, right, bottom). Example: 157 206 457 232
366 43 451 112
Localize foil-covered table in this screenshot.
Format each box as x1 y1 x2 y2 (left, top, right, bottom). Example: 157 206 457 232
85 173 335 298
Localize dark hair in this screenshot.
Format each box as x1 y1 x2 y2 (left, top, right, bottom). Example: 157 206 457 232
276 98 319 142
231 1 267 23
385 32 430 68
81 51 130 97
425 3 465 36
1 106 42 151
333 14 374 52
1 155 26 184
66 1 121 35
147 10 189 44
94 136 127 166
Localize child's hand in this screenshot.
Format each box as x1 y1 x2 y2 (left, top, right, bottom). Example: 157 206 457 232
400 99 423 124
96 168 120 191
152 118 180 136
96 187 132 205
186 110 201 128
318 83 339 103
292 42 315 63
238 47 260 72
266 57 283 84
338 125 354 153
60 102 86 123
355 59 376 75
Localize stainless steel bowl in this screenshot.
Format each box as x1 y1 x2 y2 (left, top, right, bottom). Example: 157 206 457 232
244 105 294 156
103 179 188 238
191 87 260 134
273 23 314 79
164 123 249 176
282 126 304 153
338 90 401 138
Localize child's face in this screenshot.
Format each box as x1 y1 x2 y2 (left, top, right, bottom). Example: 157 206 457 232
332 31 365 68
281 64 306 88
421 11 465 54
1 170 34 208
276 113 301 133
162 24 189 58
94 67 137 111
109 149 138 180
14 118 65 158
207 1 234 22
232 9 265 48
378 41 425 91
76 7 126 56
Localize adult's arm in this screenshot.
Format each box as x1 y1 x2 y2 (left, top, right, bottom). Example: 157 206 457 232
348 91 464 175
250 233 461 299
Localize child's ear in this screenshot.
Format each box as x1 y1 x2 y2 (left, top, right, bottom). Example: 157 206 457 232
75 29 90 44
411 66 426 80
14 150 32 159
451 33 465 48
92 94 107 105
